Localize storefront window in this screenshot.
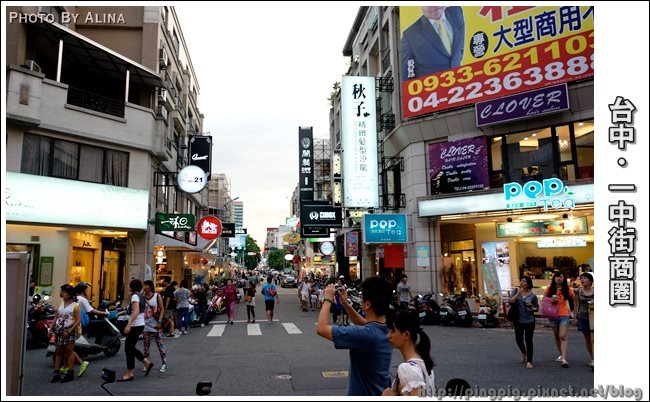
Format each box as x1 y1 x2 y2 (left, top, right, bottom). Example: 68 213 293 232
506 128 553 183
490 137 504 188
489 120 594 187
574 121 594 179
557 125 573 162
69 248 94 285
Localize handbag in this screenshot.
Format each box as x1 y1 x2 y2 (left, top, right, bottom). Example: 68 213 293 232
244 294 253 303
506 301 519 322
541 296 559 319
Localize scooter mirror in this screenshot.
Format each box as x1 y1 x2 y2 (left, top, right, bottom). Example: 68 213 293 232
196 381 212 395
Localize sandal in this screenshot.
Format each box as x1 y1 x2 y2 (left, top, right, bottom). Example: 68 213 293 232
561 360 569 368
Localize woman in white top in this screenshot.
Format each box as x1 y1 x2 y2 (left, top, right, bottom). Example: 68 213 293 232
49 284 81 383
119 279 153 381
382 310 435 396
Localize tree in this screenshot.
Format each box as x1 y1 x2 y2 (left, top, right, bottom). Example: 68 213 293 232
267 248 285 271
244 235 261 270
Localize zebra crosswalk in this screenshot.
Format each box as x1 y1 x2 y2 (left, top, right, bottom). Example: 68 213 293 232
205 320 304 337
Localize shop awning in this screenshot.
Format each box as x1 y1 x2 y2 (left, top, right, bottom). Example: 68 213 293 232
27 21 162 87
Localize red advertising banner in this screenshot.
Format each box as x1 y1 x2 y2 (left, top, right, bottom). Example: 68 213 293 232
400 6 594 119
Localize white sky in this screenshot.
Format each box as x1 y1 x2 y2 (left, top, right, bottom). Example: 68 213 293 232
175 3 359 246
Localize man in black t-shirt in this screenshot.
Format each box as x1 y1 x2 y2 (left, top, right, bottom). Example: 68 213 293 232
162 280 178 337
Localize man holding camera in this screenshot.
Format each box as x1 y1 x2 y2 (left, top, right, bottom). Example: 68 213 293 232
316 276 393 396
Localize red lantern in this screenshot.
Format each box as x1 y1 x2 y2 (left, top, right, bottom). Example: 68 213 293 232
201 258 208 265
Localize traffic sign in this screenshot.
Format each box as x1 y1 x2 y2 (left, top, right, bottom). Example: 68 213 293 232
197 216 222 240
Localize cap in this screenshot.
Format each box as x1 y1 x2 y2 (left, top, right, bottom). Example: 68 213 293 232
339 275 345 279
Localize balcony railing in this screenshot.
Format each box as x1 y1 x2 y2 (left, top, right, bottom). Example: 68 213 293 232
67 86 125 118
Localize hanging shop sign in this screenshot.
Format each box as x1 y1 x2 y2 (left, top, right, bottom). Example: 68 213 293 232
496 217 588 237
189 135 212 180
320 241 335 256
342 75 379 208
197 216 223 240
363 214 408 244
156 213 196 232
298 127 314 202
344 232 359 257
177 165 207 194
300 204 343 227
476 83 569 126
301 226 329 238
284 232 301 244
428 137 489 195
221 223 236 238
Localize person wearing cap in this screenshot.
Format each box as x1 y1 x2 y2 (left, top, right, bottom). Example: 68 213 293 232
75 283 110 346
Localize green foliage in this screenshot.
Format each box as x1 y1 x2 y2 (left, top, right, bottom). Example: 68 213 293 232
244 235 261 270
267 248 286 271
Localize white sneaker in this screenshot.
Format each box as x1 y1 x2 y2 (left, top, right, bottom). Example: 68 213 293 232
200 323 206 327
160 363 168 373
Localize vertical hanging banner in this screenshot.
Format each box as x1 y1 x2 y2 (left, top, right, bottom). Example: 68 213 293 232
189 135 212 180
342 76 379 208
299 127 314 202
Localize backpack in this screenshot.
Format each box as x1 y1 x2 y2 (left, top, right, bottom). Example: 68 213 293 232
266 286 277 297
80 306 90 327
127 293 146 315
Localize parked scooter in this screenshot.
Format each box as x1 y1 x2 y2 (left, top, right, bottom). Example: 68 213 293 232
439 293 473 327
75 300 122 357
413 293 441 325
477 293 500 328
27 293 55 349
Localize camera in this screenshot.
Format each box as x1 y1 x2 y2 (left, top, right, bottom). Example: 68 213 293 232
334 285 344 294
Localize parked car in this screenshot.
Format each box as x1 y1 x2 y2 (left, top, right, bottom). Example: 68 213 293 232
281 276 297 288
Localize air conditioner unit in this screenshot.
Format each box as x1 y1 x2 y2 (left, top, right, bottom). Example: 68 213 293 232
159 48 168 70
157 105 168 120
24 60 42 73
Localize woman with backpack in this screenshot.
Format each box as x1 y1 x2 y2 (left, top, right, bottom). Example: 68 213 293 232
142 280 168 373
261 276 280 323
119 279 153 381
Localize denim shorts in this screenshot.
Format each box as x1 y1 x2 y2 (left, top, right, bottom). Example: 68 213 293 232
577 318 591 332
548 316 570 327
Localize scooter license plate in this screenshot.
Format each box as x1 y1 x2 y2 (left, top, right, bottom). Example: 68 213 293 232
440 311 447 316
458 310 467 316
419 311 426 318
478 314 487 320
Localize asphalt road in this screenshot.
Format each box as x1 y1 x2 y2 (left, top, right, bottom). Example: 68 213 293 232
20 286 593 397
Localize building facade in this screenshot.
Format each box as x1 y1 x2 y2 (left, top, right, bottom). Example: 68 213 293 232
332 6 594 296
6 6 208 301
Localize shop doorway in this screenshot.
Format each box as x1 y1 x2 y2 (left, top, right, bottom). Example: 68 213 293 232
101 250 122 303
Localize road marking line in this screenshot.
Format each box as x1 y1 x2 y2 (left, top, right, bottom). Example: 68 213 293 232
282 322 302 334
248 323 262 336
207 325 226 337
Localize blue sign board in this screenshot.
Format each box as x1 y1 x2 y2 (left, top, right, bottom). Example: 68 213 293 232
363 214 408 244
475 83 569 127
